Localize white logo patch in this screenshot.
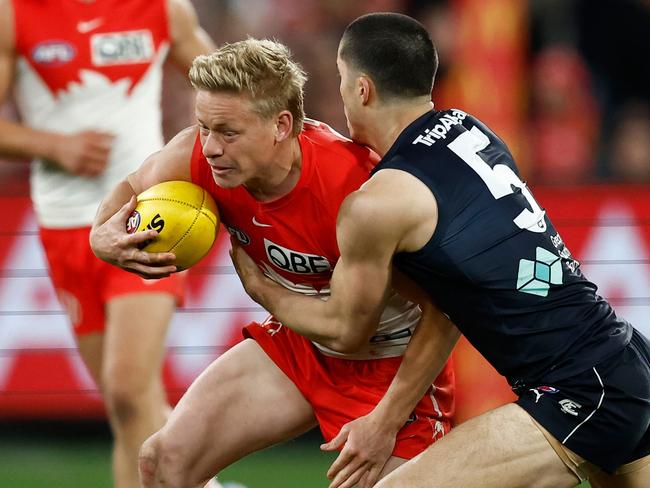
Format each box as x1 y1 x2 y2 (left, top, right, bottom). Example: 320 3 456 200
559 399 582 416
91 30 154 66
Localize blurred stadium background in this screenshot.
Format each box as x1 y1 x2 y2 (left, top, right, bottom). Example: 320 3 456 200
0 0 648 486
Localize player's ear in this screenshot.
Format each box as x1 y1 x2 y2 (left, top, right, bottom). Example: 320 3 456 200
358 75 373 106
275 111 293 142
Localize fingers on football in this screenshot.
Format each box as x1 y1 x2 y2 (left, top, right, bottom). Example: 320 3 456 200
130 247 176 266
126 229 158 246
128 261 177 279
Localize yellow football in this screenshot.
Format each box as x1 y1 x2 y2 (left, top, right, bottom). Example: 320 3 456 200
126 180 219 270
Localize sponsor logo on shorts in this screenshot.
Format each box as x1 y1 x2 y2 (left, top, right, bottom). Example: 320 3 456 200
529 386 558 403
559 399 582 416
126 210 141 233
261 317 283 336
226 225 250 245
91 30 154 66
32 41 76 66
264 238 330 275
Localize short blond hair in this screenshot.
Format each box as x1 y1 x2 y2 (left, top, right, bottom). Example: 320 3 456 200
189 38 307 136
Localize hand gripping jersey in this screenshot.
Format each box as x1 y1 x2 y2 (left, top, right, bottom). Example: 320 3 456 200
373 109 633 386
12 0 170 227
191 119 423 360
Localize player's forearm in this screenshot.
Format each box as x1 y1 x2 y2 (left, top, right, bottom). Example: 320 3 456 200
250 278 373 352
372 304 460 431
92 179 137 229
0 118 63 161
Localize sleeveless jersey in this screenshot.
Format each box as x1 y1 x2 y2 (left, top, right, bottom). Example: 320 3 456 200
191 119 422 359
372 109 633 386
12 0 170 227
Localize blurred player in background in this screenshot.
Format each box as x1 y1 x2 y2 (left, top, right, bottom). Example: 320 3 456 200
0 1 214 486
89 38 458 488
232 12 650 488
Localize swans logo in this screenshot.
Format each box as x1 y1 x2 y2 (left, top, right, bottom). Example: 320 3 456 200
32 41 76 66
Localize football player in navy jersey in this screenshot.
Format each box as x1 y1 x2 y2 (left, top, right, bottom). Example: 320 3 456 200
231 12 650 488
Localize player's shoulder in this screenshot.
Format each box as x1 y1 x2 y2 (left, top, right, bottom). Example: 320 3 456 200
161 125 199 161
301 118 379 170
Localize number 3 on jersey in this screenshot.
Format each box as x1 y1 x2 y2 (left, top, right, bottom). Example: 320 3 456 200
448 126 547 233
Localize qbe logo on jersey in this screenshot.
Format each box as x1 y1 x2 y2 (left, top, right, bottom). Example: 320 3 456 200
91 30 154 66
264 239 331 275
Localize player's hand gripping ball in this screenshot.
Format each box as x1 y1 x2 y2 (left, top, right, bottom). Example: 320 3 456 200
126 181 219 270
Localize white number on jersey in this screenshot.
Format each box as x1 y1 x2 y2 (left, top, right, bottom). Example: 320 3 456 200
447 126 546 233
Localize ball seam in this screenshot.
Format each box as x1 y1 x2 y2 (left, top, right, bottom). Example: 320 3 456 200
168 189 207 257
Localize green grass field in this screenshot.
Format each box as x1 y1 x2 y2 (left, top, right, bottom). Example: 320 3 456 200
0 421 592 488
0 421 336 488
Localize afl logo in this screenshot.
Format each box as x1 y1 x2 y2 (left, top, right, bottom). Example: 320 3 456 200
126 210 141 234
32 41 76 66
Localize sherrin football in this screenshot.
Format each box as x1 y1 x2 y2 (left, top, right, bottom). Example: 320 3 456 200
126 180 219 270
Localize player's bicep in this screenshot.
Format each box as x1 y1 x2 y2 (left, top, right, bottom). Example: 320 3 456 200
327 191 402 331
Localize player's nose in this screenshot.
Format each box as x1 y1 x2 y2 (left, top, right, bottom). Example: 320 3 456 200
202 132 224 158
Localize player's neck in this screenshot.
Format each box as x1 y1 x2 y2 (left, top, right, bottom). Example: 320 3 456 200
368 99 434 156
245 137 302 202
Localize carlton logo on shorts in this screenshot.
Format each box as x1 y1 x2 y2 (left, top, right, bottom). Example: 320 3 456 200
264 238 330 274
559 398 582 416
32 41 76 66
91 30 154 66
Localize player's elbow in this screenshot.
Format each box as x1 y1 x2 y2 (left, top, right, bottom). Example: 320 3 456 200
327 325 369 354
328 338 365 354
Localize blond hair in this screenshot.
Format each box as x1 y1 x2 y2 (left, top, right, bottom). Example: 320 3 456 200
189 38 307 136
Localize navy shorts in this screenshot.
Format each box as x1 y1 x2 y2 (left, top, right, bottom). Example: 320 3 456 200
516 328 650 473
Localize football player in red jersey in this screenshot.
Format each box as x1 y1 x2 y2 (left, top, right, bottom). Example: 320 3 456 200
90 38 459 488
0 1 214 486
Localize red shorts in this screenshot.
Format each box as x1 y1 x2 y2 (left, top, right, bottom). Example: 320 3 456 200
244 318 455 459
40 226 184 336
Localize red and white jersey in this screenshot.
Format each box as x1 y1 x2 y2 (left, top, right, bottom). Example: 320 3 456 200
192 120 423 359
12 0 170 227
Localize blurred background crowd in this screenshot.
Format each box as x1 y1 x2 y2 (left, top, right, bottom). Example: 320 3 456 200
2 0 649 189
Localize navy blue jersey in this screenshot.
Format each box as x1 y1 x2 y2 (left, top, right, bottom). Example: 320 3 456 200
373 109 633 387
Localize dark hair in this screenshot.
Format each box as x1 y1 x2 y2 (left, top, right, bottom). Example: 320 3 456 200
339 12 438 101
